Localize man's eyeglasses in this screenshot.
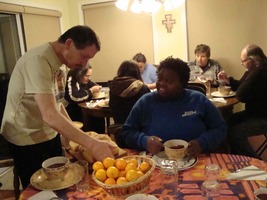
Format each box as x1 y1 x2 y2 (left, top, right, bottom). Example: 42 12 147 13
241 57 251 64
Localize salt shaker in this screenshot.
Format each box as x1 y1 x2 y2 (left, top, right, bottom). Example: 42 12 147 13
201 164 221 200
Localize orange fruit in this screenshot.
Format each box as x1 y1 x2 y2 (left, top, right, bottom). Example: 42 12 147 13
125 163 137 172
136 170 144 178
118 170 126 178
139 161 150 173
95 169 107 182
127 158 138 168
115 158 127 171
103 157 115 168
104 177 116 185
106 166 119 179
126 169 138 182
92 161 104 171
116 177 128 184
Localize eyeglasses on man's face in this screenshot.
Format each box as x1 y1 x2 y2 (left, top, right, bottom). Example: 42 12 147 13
241 57 251 65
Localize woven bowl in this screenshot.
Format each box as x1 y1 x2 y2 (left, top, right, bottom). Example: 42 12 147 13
92 155 155 198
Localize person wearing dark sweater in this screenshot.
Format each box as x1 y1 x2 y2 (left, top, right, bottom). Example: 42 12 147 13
64 65 105 133
218 44 267 158
109 60 150 125
119 57 227 157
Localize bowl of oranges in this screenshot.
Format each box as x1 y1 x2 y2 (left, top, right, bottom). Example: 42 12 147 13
92 155 155 197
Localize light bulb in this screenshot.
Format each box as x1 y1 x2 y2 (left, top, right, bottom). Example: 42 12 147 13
130 0 142 14
164 0 173 11
115 0 130 11
171 0 185 8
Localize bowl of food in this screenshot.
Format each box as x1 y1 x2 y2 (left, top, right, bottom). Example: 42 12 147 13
164 139 188 160
42 156 70 180
218 86 231 95
254 187 267 200
92 155 155 198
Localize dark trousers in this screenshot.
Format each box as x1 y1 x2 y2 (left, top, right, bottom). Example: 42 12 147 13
8 134 63 189
66 103 105 133
229 110 267 158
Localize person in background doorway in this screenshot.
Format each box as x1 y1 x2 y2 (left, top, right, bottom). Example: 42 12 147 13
132 53 157 90
188 44 224 87
218 44 267 159
65 64 105 133
0 25 115 189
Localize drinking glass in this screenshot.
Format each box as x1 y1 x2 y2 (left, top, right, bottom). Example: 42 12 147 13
160 159 179 198
206 79 212 96
189 65 201 81
75 160 89 192
201 164 221 200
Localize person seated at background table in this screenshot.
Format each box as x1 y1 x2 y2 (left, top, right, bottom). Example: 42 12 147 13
109 60 150 125
118 57 227 157
65 64 105 133
188 44 224 87
218 44 267 159
132 52 157 90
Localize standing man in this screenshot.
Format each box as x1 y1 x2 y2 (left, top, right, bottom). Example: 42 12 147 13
0 25 115 189
218 44 267 158
133 53 157 90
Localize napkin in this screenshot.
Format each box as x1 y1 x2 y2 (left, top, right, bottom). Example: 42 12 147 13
209 97 227 104
226 165 267 180
28 190 58 200
86 100 101 108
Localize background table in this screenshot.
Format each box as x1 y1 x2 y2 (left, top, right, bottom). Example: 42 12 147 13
20 150 266 200
78 102 113 132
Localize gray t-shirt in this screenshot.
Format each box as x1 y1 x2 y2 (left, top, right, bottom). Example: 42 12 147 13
1 43 65 145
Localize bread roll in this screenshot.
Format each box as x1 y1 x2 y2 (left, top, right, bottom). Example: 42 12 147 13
68 132 120 163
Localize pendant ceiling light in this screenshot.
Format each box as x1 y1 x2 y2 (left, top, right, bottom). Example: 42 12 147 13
115 0 185 14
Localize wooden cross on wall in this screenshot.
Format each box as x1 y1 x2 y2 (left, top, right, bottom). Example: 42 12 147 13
162 14 176 33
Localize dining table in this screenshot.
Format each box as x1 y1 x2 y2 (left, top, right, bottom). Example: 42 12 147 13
77 87 239 129
78 101 113 132
20 149 267 200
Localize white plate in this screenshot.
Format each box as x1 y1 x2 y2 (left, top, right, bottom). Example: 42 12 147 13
92 92 106 100
126 194 158 200
30 162 84 190
97 100 109 108
152 151 198 171
211 91 236 98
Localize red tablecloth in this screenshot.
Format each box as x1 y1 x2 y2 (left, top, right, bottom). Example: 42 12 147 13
20 152 267 200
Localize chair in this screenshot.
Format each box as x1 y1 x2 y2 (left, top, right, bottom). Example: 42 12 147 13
107 124 123 146
255 133 267 158
0 135 20 200
187 82 207 95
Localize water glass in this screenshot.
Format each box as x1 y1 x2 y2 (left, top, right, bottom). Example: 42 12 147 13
204 80 211 97
190 65 201 81
201 180 221 200
75 160 89 192
160 159 179 198
201 164 221 200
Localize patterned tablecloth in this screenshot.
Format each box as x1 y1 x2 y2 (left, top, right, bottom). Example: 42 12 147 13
20 151 267 200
